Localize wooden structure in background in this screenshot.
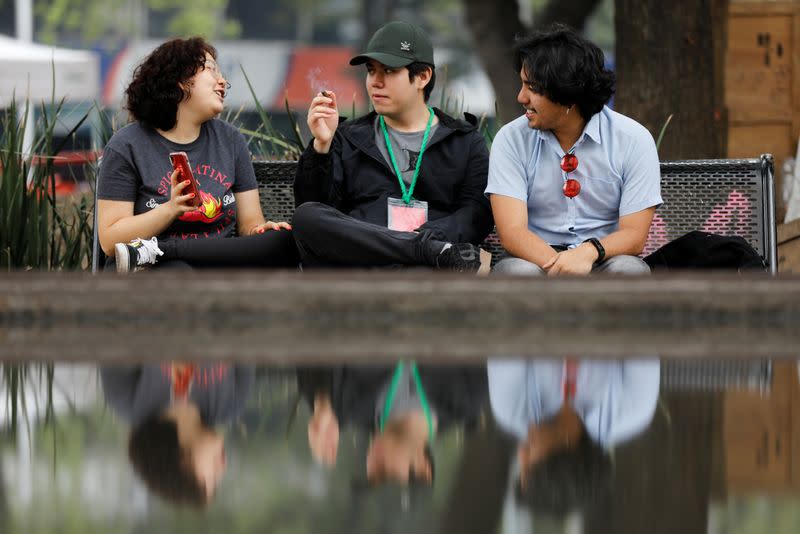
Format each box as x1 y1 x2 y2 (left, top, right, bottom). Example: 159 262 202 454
727 1 800 219
723 361 800 492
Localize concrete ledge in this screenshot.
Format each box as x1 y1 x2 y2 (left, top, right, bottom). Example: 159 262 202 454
1 271 799 362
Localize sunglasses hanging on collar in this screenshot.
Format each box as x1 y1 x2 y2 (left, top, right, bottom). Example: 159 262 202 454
561 153 581 198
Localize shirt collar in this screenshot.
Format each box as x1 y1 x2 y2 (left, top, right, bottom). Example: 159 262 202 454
540 110 603 155
581 111 602 145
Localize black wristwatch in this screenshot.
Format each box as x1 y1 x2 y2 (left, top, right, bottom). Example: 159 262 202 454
583 237 606 264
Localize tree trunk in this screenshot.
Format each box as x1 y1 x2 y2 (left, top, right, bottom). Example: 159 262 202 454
463 0 526 123
437 419 516 534
584 392 721 534
615 0 728 159
463 0 602 124
360 0 398 51
536 0 604 30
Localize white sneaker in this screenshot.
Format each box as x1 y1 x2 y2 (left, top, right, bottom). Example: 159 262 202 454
115 237 164 273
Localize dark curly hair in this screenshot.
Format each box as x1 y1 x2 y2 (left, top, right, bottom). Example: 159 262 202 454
513 24 615 120
128 416 207 507
125 37 217 130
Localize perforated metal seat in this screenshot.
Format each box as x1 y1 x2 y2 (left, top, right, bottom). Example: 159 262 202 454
92 155 776 273
253 154 777 272
660 359 773 392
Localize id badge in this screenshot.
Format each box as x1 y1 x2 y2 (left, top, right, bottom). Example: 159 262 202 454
387 197 428 232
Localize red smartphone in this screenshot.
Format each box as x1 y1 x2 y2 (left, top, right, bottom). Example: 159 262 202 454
169 151 201 207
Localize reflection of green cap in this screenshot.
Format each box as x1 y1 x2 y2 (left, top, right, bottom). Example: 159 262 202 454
350 21 435 68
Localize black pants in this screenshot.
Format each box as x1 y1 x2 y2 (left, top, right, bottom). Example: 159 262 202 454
106 230 299 270
291 202 445 268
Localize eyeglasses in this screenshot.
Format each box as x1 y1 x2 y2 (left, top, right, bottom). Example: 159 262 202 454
204 60 231 90
561 152 580 198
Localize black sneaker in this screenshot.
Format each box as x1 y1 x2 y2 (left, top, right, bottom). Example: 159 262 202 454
115 237 164 273
435 243 487 273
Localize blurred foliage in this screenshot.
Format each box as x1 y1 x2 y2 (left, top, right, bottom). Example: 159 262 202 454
148 0 241 39
715 498 800 534
29 0 615 55
0 98 94 271
34 0 241 45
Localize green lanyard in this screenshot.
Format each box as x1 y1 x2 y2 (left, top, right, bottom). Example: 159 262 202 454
379 106 434 204
379 361 434 439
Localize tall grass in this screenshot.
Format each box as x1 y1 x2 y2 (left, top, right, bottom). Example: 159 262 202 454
0 98 93 271
1 363 55 442
1 94 92 444
235 66 305 160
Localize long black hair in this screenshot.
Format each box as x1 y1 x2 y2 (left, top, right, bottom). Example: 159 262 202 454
513 24 615 119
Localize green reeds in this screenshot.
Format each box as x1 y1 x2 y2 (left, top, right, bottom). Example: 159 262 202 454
237 65 305 160
1 363 55 441
656 113 674 152
0 97 93 271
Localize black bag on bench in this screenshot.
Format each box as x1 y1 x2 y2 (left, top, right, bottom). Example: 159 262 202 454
643 231 766 272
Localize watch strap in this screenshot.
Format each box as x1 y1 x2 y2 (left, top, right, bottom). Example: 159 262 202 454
584 237 605 264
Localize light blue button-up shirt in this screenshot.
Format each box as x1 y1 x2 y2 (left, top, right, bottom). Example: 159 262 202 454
487 359 660 448
486 106 662 247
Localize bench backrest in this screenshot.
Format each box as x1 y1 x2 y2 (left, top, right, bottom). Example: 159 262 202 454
92 155 776 272
253 154 777 272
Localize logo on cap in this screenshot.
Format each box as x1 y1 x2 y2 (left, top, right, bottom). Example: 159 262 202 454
400 41 411 52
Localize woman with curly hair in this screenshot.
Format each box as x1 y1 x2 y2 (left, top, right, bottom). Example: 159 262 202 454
97 37 298 272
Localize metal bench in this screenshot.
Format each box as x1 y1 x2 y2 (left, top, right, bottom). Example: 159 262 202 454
252 154 778 272
93 154 777 272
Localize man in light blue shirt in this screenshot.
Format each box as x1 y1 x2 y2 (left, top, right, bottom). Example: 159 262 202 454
488 358 660 491
486 25 662 275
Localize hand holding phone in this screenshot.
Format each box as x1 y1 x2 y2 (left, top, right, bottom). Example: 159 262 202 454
169 151 202 207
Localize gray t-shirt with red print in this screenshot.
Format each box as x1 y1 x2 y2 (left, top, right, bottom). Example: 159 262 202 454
97 119 257 240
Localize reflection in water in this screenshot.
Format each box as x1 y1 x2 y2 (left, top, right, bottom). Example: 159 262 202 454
0 360 798 533
297 364 488 487
101 364 254 506
488 359 659 528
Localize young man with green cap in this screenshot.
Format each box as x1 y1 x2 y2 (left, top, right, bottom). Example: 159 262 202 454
291 21 494 271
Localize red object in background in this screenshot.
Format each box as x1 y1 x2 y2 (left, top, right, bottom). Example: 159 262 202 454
277 47 367 110
15 150 100 197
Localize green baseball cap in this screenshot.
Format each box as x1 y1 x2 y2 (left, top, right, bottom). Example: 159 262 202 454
350 21 435 68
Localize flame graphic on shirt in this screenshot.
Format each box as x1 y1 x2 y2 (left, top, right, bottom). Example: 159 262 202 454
179 190 223 223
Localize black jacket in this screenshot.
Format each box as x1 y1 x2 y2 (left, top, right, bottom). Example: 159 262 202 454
294 108 494 245
296 365 488 433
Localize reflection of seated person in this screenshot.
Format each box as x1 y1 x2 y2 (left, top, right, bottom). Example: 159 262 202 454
297 363 487 485
487 359 659 492
101 363 254 506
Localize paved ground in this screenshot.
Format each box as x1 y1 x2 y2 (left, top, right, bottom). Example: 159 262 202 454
1 271 799 361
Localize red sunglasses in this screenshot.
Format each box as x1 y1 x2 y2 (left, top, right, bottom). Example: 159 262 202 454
561 153 580 198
